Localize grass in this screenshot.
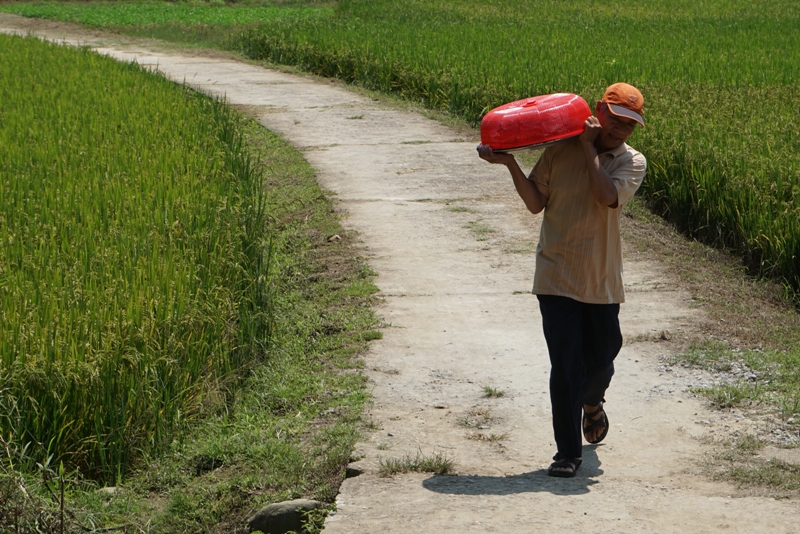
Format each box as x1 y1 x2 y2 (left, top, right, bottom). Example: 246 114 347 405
0 34 378 534
459 407 493 429
704 436 800 496
621 196 800 489
378 451 454 477
466 431 508 443
668 339 800 417
697 383 762 410
481 386 505 398
445 205 477 214
465 219 495 241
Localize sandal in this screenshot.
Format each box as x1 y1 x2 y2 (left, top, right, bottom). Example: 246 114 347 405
583 402 609 444
547 454 582 478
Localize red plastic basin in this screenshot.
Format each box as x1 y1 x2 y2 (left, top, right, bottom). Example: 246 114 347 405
480 93 592 152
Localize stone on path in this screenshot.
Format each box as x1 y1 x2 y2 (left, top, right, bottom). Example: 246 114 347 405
247 499 324 534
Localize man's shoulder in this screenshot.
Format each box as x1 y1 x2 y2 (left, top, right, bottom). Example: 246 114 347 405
546 136 582 159
622 143 646 164
615 143 647 178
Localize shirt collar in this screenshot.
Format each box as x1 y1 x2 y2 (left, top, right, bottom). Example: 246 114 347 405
600 143 629 159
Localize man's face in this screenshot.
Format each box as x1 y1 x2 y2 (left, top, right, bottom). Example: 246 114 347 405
595 102 638 151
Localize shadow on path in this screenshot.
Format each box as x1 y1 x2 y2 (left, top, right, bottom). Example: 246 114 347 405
422 447 602 496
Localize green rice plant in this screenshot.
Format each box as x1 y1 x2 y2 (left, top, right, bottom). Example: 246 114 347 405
0 1 327 28
0 0 330 47
228 0 800 294
0 34 271 483
5 2 800 291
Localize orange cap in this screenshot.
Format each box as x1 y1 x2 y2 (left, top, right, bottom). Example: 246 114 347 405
602 83 645 127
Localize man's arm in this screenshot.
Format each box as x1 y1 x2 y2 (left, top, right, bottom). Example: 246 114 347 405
579 117 619 208
477 145 548 214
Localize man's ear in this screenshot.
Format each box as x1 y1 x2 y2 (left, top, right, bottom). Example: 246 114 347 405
595 101 604 115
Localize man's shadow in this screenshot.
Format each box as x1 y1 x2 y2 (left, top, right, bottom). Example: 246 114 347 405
422 446 602 496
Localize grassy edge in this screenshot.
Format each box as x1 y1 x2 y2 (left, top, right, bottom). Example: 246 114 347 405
622 198 800 495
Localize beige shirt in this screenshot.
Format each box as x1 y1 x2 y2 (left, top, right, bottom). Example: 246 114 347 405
530 137 646 304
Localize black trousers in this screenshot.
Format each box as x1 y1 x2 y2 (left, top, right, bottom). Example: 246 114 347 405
537 294 622 459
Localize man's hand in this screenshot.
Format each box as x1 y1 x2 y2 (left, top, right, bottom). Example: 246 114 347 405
579 116 602 145
580 116 619 208
477 144 515 166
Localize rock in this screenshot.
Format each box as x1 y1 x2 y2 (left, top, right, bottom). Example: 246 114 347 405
97 487 117 498
247 499 324 534
345 464 364 478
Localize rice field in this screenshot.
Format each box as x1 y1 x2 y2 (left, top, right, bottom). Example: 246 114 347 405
0 33 272 482
232 0 800 294
1 0 799 487
0 0 327 28
5 2 798 292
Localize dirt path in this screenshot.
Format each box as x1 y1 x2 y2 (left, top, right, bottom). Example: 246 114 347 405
2 14 799 533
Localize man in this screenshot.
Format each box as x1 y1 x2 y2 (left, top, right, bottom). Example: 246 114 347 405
477 83 647 477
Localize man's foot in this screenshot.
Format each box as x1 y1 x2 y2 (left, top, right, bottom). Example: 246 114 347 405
548 454 582 478
583 402 609 444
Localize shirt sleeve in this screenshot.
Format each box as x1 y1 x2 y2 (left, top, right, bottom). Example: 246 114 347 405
611 150 647 206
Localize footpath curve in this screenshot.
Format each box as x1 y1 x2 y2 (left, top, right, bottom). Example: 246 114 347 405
2 14 799 533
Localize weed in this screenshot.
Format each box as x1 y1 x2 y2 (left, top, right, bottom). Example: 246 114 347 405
673 339 800 416
459 407 492 428
446 205 477 213
362 418 381 431
466 431 508 443
378 451 454 477
482 386 506 398
696 383 762 409
301 505 332 533
736 435 765 452
361 330 383 341
465 219 496 241
503 243 536 254
706 436 800 493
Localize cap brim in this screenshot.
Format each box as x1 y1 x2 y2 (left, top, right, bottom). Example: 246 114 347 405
608 103 645 127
